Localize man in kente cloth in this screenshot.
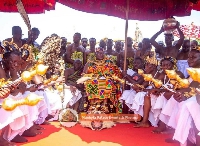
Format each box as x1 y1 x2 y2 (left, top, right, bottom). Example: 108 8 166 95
120 37 135 69
3 26 26 52
65 33 85 68
84 38 96 63
104 39 119 66
83 47 122 114
63 59 84 112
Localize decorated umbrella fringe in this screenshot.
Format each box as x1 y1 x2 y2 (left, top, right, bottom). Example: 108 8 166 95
173 23 200 39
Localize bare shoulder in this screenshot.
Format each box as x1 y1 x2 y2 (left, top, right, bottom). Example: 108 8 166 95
85 49 91 54
4 38 11 42
65 68 74 74
135 49 141 56
112 50 118 56
131 49 135 54
120 50 124 56
176 50 182 58
78 45 85 52
3 38 12 45
166 46 178 53
66 44 72 51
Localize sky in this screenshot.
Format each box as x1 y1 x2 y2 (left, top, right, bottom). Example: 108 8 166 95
0 3 200 44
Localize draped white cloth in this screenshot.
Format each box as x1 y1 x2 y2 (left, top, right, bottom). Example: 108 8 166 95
33 90 49 125
131 92 167 127
172 96 200 146
119 69 136 108
0 93 24 130
63 88 82 108
120 89 136 109
2 92 40 141
177 60 189 78
44 88 62 118
159 96 179 129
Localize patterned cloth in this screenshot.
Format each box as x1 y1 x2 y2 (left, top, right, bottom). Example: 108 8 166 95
67 67 83 86
87 52 96 62
127 57 134 69
85 59 122 113
65 51 83 68
177 60 189 78
106 55 117 65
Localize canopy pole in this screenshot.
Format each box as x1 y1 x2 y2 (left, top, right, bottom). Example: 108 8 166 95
123 0 129 71
16 0 31 31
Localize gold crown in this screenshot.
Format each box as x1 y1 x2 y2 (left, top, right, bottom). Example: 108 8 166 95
145 51 158 66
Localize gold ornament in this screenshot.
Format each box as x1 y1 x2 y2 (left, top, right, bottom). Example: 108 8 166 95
143 74 153 82
112 75 125 84
138 69 144 75
51 75 58 81
2 93 42 111
166 70 190 89
43 79 51 85
187 68 200 82
21 71 32 82
36 64 49 76
29 70 37 77
138 69 163 88
165 70 177 79
179 79 190 88
20 63 48 82
43 75 58 85
0 78 10 88
152 78 163 88
145 51 158 66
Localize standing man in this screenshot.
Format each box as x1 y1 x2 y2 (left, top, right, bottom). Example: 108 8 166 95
26 27 40 48
177 39 190 78
81 38 88 50
115 41 122 54
135 38 152 59
84 38 96 62
120 37 135 69
60 37 67 57
99 39 106 51
65 33 85 68
104 39 119 66
150 22 184 59
3 26 26 51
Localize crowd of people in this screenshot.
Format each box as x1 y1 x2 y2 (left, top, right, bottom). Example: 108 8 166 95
0 20 200 146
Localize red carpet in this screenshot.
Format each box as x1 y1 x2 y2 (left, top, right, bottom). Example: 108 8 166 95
19 124 62 146
13 122 180 146
66 123 179 146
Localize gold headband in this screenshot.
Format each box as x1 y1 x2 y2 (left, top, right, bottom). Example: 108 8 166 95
161 56 177 64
